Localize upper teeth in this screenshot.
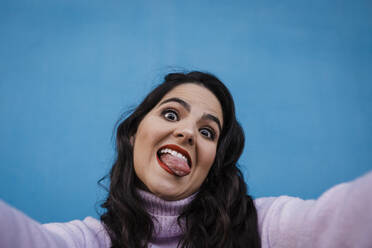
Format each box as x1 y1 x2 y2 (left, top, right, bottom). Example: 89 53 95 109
159 148 188 163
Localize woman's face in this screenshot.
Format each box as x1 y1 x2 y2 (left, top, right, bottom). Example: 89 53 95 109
132 83 223 200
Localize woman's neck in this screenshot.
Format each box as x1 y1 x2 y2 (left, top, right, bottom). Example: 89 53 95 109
137 189 197 244
138 189 197 216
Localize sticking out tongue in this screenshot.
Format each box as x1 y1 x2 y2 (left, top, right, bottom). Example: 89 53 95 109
160 153 190 177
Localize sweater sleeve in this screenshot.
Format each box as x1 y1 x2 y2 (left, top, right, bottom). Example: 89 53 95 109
0 200 110 248
255 171 372 248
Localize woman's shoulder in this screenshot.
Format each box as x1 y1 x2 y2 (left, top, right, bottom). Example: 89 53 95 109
254 170 372 218
0 200 111 248
253 171 372 248
43 216 110 248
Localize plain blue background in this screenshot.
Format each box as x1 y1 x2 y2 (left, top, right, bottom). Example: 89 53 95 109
1 0 371 223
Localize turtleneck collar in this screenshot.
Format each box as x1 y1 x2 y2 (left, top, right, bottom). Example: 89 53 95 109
137 189 197 241
138 189 197 216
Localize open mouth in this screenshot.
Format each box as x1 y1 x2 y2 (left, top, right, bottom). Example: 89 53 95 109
156 144 192 177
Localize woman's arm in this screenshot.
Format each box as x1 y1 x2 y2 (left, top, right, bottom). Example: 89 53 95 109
0 201 109 248
255 171 372 248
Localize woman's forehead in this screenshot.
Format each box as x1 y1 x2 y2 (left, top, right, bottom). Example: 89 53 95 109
158 83 223 125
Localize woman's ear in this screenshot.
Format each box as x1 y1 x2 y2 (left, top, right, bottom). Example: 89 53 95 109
130 135 135 146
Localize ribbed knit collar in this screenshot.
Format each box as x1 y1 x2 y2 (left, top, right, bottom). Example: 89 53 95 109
138 189 197 216
137 189 197 241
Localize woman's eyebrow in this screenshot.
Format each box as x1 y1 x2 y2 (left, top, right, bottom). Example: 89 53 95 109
160 97 222 133
159 97 190 112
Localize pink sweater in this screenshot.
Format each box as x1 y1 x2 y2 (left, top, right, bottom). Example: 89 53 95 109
1 171 372 248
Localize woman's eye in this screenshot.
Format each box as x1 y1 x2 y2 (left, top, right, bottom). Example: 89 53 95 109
163 110 178 121
200 128 215 140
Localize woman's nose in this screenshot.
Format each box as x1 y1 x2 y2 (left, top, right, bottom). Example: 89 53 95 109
174 125 195 146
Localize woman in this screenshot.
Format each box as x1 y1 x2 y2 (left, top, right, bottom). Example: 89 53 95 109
0 71 371 248
100 71 260 247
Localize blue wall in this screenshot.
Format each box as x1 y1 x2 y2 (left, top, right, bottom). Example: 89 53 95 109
1 0 371 223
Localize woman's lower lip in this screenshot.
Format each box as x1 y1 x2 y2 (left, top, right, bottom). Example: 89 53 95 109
156 154 176 176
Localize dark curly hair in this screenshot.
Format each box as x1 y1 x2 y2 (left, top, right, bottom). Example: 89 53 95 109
100 71 261 248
